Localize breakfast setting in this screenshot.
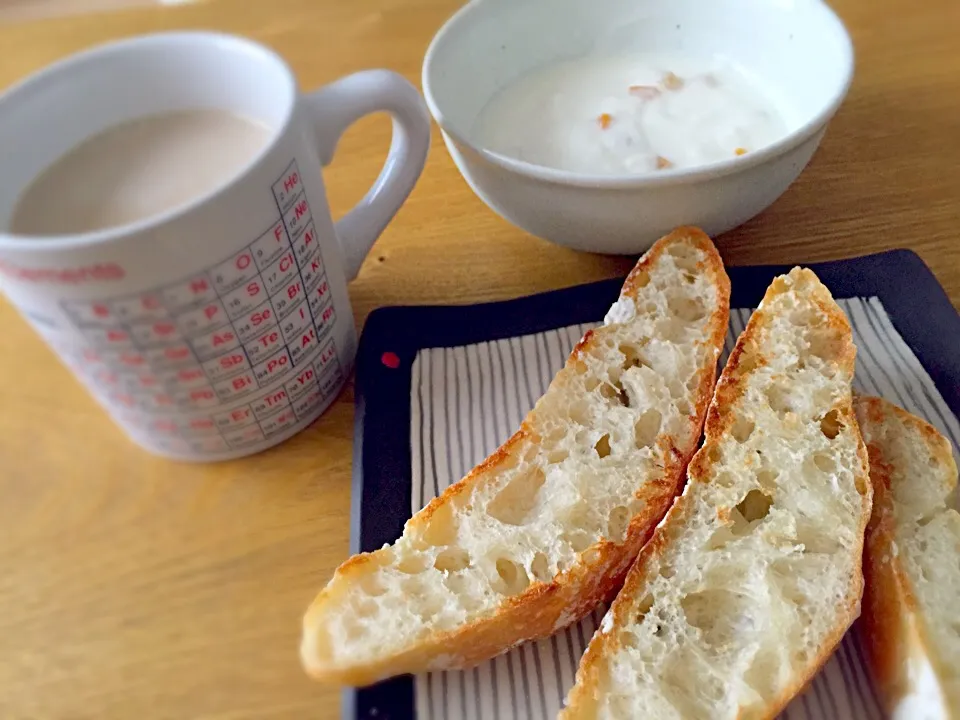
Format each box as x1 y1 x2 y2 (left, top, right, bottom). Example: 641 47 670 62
0 0 956 718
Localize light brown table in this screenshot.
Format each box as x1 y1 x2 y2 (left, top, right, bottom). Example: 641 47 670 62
0 0 957 717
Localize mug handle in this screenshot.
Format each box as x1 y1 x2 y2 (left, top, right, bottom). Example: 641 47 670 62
304 70 431 280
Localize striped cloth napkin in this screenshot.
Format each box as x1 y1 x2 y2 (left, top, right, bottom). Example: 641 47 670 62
407 296 960 720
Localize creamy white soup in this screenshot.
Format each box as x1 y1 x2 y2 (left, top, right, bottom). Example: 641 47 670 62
472 53 792 176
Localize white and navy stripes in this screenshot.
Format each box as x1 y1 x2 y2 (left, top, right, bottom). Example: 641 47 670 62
409 298 958 720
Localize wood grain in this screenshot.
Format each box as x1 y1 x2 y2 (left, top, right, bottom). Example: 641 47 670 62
0 0 957 718
0 0 157 23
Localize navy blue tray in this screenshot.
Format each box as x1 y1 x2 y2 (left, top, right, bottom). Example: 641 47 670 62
345 250 959 720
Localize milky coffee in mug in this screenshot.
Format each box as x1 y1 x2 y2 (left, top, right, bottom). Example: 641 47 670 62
0 32 430 461
12 109 273 236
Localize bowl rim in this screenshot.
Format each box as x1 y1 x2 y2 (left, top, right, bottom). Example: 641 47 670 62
421 0 855 189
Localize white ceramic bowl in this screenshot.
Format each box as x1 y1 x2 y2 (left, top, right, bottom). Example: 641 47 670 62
422 0 854 254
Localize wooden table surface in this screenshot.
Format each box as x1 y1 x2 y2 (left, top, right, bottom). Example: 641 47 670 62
0 0 957 717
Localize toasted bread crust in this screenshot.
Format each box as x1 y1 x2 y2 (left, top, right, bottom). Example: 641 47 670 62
563 268 871 719
856 396 960 718
301 227 731 686
858 396 918 709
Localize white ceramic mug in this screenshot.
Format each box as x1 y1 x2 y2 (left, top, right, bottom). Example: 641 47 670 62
0 32 430 461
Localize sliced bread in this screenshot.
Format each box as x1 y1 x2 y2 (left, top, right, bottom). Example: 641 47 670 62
300 227 731 686
856 396 960 719
562 268 872 719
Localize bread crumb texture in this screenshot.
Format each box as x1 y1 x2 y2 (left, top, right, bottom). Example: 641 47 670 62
301 228 730 684
564 267 871 720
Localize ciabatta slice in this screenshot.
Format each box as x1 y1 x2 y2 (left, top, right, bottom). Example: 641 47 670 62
563 268 871 719
300 227 730 686
856 396 960 719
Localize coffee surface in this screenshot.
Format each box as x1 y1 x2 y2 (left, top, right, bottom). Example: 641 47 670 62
11 109 272 236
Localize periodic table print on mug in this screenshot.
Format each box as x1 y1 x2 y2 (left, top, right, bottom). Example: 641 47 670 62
6 162 351 461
